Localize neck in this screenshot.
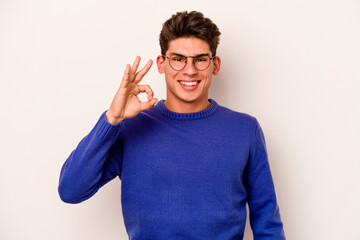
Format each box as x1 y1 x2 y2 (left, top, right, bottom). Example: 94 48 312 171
164 98 211 113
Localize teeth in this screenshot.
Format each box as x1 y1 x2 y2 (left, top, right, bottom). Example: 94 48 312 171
180 81 198 86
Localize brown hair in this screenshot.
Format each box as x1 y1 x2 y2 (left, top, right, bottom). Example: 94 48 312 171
159 11 221 57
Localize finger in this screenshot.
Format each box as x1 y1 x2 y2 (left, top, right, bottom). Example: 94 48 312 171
131 56 141 79
140 97 158 111
133 59 153 84
120 64 131 88
137 84 154 100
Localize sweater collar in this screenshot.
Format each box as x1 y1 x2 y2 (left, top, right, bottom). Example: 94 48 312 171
155 99 218 121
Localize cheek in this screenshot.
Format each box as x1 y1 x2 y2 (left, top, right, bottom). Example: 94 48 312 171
203 71 213 82
164 70 178 86
165 68 179 80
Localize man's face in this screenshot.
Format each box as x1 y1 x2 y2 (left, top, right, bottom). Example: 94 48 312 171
157 37 221 110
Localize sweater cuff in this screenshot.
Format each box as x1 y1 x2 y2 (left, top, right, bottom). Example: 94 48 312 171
93 111 122 141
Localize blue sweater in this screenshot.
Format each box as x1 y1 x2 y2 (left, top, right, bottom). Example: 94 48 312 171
59 99 285 240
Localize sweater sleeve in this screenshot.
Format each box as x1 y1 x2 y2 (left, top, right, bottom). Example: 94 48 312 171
245 120 286 239
58 111 124 204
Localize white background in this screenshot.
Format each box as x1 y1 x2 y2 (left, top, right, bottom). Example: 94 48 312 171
1 0 359 239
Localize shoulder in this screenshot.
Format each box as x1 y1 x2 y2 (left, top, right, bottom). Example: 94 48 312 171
120 106 161 135
209 101 261 143
215 102 259 128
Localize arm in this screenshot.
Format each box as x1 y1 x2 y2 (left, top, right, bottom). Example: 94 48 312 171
58 113 123 203
58 56 158 203
245 121 286 239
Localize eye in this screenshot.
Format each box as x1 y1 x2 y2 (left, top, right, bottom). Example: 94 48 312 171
195 57 208 62
171 56 184 62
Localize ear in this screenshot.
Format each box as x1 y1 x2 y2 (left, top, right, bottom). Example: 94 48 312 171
156 55 165 74
212 56 221 75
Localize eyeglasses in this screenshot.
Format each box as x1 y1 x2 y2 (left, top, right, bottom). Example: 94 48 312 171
162 54 216 71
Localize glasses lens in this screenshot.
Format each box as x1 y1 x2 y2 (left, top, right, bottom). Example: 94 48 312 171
170 55 186 70
194 56 210 70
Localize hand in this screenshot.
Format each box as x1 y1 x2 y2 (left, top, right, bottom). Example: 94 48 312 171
105 56 158 124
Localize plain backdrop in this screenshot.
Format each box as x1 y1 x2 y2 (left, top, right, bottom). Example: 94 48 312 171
1 0 359 239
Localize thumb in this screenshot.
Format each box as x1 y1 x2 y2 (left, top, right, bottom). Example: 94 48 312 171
140 98 158 111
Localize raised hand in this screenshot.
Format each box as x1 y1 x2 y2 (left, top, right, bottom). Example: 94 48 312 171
105 56 158 125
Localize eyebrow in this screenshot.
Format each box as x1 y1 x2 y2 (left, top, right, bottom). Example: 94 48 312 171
169 52 211 57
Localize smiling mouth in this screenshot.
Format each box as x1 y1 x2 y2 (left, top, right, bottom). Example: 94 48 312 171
178 80 201 86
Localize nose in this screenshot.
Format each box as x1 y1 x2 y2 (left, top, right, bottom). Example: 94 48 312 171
182 58 197 75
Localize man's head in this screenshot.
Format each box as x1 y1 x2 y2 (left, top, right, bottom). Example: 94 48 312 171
157 11 221 112
159 11 221 58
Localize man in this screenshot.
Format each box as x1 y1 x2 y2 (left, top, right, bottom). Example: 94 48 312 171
59 11 285 240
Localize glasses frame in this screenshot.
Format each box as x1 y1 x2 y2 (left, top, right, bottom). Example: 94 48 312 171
162 54 216 71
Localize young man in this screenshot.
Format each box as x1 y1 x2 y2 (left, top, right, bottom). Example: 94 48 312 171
59 11 285 240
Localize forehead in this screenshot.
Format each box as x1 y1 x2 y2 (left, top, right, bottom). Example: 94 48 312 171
167 37 211 56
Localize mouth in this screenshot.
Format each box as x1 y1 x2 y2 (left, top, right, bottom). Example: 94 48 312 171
178 80 201 86
178 80 201 91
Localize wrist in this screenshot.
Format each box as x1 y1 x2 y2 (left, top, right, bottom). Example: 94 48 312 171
105 111 124 125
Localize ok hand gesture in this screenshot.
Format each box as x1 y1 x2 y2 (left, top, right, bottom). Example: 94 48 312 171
105 56 158 125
